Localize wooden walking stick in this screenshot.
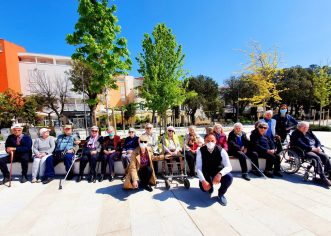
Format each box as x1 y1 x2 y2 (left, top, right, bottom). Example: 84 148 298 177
8 151 14 187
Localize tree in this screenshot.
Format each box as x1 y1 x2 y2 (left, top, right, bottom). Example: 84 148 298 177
31 69 70 123
137 23 194 131
221 76 258 121
312 66 331 126
241 42 282 111
123 102 137 126
66 0 131 125
184 75 220 124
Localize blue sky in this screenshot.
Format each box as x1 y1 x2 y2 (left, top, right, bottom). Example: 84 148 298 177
1 0 331 84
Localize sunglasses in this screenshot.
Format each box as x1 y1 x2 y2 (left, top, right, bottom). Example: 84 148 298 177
129 131 134 133
168 130 174 133
91 130 98 132
146 127 152 129
259 127 268 129
140 141 148 143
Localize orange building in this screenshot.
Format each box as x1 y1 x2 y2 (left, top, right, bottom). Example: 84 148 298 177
0 39 26 93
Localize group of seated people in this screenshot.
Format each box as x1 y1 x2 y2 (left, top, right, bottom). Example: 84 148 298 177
1 104 331 206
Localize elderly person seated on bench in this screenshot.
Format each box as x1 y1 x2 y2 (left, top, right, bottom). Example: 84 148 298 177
163 126 184 174
290 121 331 186
213 124 228 151
43 125 80 184
31 128 55 183
228 123 260 181
121 128 139 172
142 123 160 173
77 126 103 183
0 124 32 184
250 122 282 178
184 125 203 177
99 126 121 182
123 135 157 192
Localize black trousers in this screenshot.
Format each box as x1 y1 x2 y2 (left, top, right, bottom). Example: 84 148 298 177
79 151 99 177
305 151 331 177
138 166 152 187
232 151 259 174
184 150 196 176
0 152 30 177
258 152 280 172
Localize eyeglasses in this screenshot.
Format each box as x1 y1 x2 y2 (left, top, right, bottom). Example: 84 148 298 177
129 131 134 133
259 127 268 130
91 130 98 132
168 130 174 133
146 127 152 129
140 141 148 143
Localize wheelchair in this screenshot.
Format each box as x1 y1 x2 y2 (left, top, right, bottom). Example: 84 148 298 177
280 146 318 181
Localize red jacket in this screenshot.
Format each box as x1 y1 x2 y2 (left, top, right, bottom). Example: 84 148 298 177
215 133 228 151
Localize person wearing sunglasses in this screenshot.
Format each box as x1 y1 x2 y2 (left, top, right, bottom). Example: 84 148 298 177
121 128 139 174
123 135 157 192
77 126 103 183
250 122 282 178
142 123 159 173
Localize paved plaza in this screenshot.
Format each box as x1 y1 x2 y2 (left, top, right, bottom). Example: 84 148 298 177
0 129 331 236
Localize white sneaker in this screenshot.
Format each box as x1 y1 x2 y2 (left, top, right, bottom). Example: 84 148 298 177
31 178 37 183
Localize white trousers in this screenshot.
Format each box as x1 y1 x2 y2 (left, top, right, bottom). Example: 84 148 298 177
32 155 51 179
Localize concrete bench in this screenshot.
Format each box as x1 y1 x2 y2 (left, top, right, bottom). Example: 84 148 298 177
0 155 267 178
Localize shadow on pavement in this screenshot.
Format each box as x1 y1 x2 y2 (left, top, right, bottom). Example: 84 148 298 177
95 184 137 201
153 187 216 210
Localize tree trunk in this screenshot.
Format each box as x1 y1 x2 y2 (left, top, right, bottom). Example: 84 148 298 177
90 106 97 126
152 110 156 126
163 113 167 133
121 108 125 132
319 105 322 126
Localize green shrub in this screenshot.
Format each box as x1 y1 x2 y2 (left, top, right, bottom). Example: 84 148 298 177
309 125 331 132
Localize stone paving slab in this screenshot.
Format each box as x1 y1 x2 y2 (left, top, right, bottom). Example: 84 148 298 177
1 172 331 236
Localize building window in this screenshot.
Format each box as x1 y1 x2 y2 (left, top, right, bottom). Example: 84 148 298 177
121 96 126 102
120 86 125 95
0 44 3 52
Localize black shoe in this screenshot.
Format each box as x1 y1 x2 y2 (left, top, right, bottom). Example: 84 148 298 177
98 175 105 182
67 172 75 180
20 175 28 183
87 175 94 183
144 185 153 192
273 171 283 178
250 170 263 177
322 177 331 187
93 176 96 183
76 175 82 182
42 177 54 184
242 173 251 181
109 176 113 182
264 171 274 178
0 177 10 185
121 175 126 181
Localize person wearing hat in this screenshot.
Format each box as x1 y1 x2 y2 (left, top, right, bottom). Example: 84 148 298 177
121 128 139 173
43 124 80 184
123 135 157 192
250 122 282 178
99 126 122 182
31 128 56 183
77 126 103 183
0 124 32 184
163 126 184 174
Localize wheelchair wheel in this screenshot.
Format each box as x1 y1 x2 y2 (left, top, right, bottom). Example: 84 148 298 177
280 149 301 174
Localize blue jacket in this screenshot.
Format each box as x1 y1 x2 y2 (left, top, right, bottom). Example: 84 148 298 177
273 113 298 138
250 129 275 154
290 129 320 153
5 134 32 154
123 136 139 151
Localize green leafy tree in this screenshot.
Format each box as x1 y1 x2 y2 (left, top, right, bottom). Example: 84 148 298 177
66 0 131 125
184 75 220 124
241 42 282 111
312 66 331 126
136 23 194 130
123 102 137 126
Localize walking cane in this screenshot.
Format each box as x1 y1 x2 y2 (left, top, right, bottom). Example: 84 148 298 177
244 155 267 179
8 151 14 187
59 155 78 190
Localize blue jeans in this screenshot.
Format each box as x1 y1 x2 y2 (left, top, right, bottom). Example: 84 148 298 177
199 173 233 196
44 152 75 178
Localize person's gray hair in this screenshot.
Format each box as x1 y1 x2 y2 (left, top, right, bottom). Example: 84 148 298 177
297 121 309 129
233 122 243 129
107 126 115 132
258 122 269 128
264 110 273 116
188 125 196 131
